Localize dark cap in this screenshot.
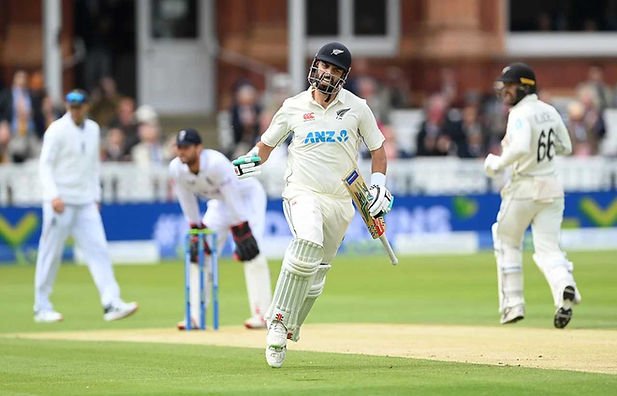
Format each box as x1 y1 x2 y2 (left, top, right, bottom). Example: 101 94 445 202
497 62 536 86
176 128 202 147
65 89 88 105
314 42 352 73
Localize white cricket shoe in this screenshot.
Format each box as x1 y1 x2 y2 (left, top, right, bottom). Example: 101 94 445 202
265 320 288 368
103 301 138 321
176 317 199 330
244 315 266 329
34 310 63 323
500 304 525 324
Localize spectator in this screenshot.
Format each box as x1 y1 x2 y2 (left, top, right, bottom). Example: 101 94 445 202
383 66 410 109
0 121 10 163
355 75 390 124
131 122 166 168
30 70 58 139
0 70 40 162
345 57 370 96
89 76 121 129
577 65 613 111
109 96 138 158
101 127 129 162
381 124 400 160
459 104 486 158
415 93 461 156
480 92 508 154
567 100 602 156
439 67 458 106
230 83 262 158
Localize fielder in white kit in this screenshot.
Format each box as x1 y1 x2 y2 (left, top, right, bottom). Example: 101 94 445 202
484 63 582 328
169 128 272 329
34 89 138 323
234 42 393 367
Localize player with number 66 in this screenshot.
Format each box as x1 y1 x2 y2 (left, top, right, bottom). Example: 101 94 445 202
484 63 581 329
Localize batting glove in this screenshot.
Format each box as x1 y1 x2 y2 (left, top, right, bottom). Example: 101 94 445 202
367 185 394 218
189 223 211 262
484 153 503 178
232 152 262 180
231 221 260 261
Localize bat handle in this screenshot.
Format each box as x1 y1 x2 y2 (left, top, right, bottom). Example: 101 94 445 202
379 234 398 265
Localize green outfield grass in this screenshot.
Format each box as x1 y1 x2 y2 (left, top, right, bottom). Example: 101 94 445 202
1 250 616 395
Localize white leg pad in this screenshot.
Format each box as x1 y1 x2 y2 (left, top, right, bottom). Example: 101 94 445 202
242 254 272 318
493 223 524 312
533 253 582 306
290 263 331 342
266 239 323 333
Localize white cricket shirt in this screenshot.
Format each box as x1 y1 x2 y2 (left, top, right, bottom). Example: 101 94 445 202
261 88 385 199
39 112 102 204
501 94 572 177
169 149 261 225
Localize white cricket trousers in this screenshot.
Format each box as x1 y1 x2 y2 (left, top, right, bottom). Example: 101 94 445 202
34 202 121 312
282 191 355 263
494 196 565 259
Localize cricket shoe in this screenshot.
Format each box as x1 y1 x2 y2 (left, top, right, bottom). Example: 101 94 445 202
244 315 267 329
554 285 576 329
103 301 138 321
177 317 199 330
500 304 525 324
34 310 63 323
265 320 288 368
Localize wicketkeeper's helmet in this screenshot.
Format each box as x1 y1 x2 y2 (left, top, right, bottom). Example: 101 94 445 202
308 42 352 95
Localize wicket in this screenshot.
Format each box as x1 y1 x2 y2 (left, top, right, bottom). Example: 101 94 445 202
184 228 219 330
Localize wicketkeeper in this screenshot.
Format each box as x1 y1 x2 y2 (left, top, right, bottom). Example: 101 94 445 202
233 42 393 368
484 62 582 328
169 128 272 329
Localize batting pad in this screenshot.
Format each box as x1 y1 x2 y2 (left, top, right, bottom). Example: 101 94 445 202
493 224 524 312
266 239 323 332
291 263 331 342
533 253 582 306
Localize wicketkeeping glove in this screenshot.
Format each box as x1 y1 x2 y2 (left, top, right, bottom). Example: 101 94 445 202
232 154 262 180
189 223 211 262
367 185 394 218
231 221 260 261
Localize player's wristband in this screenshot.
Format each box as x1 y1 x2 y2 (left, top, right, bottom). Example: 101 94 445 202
370 172 386 186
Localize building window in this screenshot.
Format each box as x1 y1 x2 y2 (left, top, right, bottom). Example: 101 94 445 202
506 0 617 56
354 0 387 36
306 0 339 36
306 0 399 56
509 0 617 32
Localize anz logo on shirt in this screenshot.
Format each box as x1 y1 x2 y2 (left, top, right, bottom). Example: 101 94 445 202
303 129 349 144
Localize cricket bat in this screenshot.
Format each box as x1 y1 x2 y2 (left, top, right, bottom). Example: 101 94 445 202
342 168 398 265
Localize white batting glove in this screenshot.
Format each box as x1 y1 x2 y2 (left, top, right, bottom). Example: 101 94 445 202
484 154 503 178
367 184 393 218
232 152 262 179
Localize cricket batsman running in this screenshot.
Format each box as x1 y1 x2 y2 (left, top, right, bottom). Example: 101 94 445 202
484 62 582 328
233 42 393 368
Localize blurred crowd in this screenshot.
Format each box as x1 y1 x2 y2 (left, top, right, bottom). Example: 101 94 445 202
0 70 175 166
1 63 615 166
